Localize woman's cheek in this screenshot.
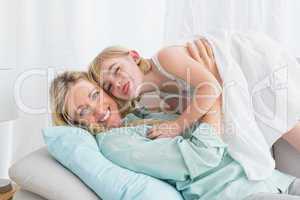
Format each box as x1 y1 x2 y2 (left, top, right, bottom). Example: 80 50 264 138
112 88 122 99
86 116 95 124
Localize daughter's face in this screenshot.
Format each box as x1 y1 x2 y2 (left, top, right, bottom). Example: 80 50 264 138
99 55 144 100
65 79 122 129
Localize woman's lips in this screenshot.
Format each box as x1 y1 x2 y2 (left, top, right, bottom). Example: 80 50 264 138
98 106 111 122
122 81 129 95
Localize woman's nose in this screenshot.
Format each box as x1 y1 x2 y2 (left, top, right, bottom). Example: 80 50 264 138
115 80 122 89
94 111 106 122
93 105 108 122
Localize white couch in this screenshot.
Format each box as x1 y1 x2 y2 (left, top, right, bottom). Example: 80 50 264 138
8 138 300 200
9 147 100 200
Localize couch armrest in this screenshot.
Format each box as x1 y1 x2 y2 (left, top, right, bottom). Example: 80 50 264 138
13 189 46 200
9 147 100 200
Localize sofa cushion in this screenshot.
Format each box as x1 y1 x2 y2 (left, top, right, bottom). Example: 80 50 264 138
13 189 47 200
43 126 183 200
9 147 100 200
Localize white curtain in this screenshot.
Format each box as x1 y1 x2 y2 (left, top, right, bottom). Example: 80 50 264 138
164 0 300 57
0 0 166 163
2 0 300 167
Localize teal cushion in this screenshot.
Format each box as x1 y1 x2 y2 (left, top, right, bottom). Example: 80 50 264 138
43 126 183 200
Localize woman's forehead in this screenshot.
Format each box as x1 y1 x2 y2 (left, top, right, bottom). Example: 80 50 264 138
66 79 114 109
101 56 127 69
72 80 95 96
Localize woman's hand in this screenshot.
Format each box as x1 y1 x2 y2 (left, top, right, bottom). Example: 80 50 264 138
186 38 215 70
147 120 183 139
186 38 222 85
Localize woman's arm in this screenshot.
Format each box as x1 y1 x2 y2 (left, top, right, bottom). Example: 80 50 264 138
148 44 222 138
157 39 222 135
186 38 222 86
186 39 223 135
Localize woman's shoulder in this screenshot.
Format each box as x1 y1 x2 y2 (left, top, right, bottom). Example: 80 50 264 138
156 45 190 69
155 33 216 65
157 45 187 59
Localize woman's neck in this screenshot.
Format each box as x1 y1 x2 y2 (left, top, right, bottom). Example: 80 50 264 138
139 58 170 95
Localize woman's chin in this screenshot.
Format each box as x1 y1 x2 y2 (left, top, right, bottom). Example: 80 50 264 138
106 116 122 128
128 90 139 100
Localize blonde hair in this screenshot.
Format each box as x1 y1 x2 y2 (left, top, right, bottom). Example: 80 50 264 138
88 46 152 115
50 70 164 135
50 71 89 127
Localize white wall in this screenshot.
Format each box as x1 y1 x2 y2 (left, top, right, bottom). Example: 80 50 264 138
1 0 166 163
164 0 300 57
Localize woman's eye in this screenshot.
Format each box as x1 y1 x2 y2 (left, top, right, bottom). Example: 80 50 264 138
114 67 120 74
79 107 91 117
91 91 100 100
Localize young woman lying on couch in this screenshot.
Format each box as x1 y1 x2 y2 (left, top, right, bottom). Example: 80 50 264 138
49 71 300 200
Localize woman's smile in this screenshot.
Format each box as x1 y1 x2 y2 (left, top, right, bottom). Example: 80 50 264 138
96 106 111 123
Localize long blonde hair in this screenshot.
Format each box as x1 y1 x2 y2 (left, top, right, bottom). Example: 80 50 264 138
49 71 89 127
50 70 164 135
88 46 152 116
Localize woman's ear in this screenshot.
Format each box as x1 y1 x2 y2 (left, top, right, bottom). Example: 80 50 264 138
129 50 141 64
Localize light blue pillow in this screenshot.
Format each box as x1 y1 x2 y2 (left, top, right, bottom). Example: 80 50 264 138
43 126 183 200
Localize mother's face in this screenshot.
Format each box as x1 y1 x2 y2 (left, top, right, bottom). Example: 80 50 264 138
65 79 122 129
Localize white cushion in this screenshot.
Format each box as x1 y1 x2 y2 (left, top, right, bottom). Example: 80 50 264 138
9 147 100 200
13 189 46 200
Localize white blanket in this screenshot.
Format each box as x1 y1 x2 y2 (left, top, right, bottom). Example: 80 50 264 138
198 30 300 180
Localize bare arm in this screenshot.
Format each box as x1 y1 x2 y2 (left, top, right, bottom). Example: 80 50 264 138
157 46 222 133
186 38 222 135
